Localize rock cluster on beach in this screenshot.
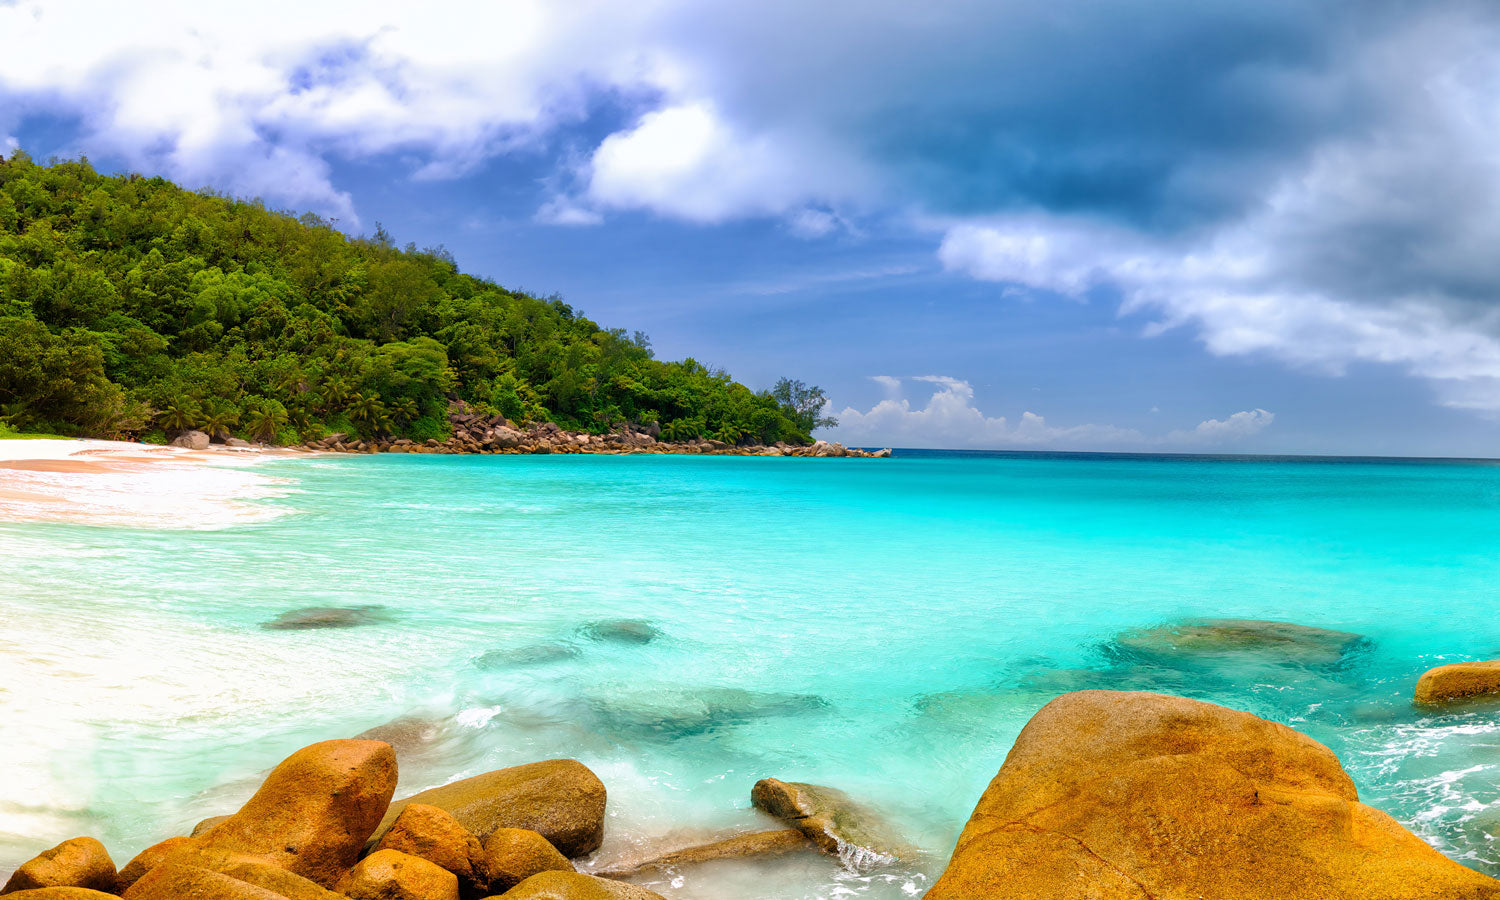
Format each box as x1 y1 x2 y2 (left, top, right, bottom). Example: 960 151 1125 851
296 405 890 458
0 734 896 900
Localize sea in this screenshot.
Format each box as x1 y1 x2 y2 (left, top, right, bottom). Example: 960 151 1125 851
5 449 1500 896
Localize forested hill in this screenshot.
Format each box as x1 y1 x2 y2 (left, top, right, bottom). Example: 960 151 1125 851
0 152 834 446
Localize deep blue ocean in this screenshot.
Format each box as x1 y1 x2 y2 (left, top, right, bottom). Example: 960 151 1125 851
5 449 1500 897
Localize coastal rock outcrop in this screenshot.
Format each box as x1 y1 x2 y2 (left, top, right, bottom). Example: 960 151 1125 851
925 689 1500 899
372 804 483 896
750 778 909 865
1107 618 1365 667
339 850 459 900
476 828 573 894
1415 659 1500 705
1 838 116 894
193 739 398 888
372 760 605 858
121 863 288 900
496 871 666 900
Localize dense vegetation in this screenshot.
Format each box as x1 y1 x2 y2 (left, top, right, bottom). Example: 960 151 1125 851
0 152 837 446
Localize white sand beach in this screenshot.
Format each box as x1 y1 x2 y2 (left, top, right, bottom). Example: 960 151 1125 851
0 439 306 527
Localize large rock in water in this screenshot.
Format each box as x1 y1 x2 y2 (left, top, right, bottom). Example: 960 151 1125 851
372 760 605 858
1109 618 1365 667
115 837 198 892
925 690 1500 900
497 872 666 899
195 739 398 888
751 778 910 865
1415 659 1500 705
1 838 116 894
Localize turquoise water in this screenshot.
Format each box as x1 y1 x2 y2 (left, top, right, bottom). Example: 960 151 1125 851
6 450 1500 896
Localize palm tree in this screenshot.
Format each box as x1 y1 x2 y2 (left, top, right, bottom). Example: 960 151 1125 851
713 423 745 446
348 393 390 435
200 403 239 442
320 378 351 412
662 418 701 442
156 401 199 436
246 402 289 443
390 398 419 428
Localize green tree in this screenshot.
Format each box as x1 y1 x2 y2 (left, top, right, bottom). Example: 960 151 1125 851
245 400 289 443
771 378 838 435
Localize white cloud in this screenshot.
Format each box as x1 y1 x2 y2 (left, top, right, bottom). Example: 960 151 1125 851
829 376 1274 450
534 196 604 227
1 135 16 155
1168 409 1275 444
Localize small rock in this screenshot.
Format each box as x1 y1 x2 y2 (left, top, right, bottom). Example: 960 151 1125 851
260 605 390 630
576 620 661 645
477 828 573 895
1415 659 1500 705
498 871 666 899
169 430 210 450
339 850 458 900
1 838 116 894
372 760 605 858
373 804 482 896
751 779 910 866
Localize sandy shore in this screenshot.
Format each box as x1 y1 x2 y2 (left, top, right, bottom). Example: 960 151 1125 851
0 439 306 527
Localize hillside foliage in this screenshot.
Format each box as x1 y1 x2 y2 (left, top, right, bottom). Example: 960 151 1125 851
0 152 832 446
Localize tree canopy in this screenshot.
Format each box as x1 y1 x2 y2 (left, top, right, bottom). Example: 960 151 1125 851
0 152 830 446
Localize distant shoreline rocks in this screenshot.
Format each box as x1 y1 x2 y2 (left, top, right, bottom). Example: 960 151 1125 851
297 405 891 459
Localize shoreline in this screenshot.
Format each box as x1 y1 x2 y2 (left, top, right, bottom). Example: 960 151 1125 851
0 439 303 528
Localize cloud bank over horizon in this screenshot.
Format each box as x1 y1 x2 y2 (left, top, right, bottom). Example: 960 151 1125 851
829 376 1275 451
4 0 1499 445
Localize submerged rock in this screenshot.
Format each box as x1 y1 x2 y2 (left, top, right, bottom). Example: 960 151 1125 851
372 759 606 858
925 689 1500 899
1415 659 1500 705
1 837 116 894
576 619 662 645
474 643 580 670
499 871 666 899
750 778 911 867
594 829 811 878
1107 618 1366 667
589 686 827 738
193 739 398 888
261 605 391 630
477 828 574 894
339 850 458 900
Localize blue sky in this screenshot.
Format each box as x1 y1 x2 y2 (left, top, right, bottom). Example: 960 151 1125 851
4 0 1500 455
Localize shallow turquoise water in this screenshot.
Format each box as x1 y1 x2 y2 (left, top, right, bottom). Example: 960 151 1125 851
6 450 1500 896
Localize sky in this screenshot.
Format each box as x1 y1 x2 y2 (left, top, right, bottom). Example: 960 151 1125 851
3 1 1500 455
